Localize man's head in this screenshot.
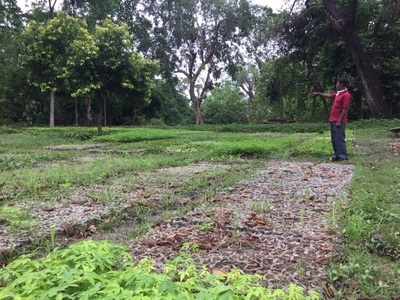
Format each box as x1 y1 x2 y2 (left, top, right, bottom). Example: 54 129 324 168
336 78 349 91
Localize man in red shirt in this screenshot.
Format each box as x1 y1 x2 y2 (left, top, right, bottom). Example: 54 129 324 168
313 79 352 161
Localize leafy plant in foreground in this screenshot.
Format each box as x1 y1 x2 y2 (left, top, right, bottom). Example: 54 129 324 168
0 241 321 299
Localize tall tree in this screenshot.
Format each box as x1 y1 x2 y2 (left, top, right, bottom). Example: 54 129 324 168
322 0 388 116
62 0 121 29
0 0 23 123
93 19 158 130
126 0 252 125
20 14 97 127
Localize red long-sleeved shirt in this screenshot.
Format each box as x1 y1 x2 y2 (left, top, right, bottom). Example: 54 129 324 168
329 90 352 124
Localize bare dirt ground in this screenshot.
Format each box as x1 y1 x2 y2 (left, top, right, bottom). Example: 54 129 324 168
131 161 354 290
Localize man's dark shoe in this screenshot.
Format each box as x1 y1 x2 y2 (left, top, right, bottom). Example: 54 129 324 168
331 156 348 162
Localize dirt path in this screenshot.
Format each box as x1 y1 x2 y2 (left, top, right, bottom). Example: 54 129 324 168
130 161 354 290
1 159 354 292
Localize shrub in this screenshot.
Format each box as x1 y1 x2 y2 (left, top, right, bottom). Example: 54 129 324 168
203 84 248 124
94 128 179 143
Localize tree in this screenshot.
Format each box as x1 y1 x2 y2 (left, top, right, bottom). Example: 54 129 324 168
280 0 395 117
144 80 194 125
30 0 59 19
322 0 388 117
126 0 253 125
203 83 248 124
0 0 23 124
92 19 158 131
62 0 121 29
20 14 97 127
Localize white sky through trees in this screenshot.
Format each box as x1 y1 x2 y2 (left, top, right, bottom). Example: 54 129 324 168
17 0 285 12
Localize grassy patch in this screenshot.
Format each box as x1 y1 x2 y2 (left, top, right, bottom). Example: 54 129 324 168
0 206 37 232
94 128 184 143
0 154 194 203
329 128 400 299
206 138 297 158
178 122 328 133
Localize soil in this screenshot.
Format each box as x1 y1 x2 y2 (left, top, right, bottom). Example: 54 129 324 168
131 161 354 290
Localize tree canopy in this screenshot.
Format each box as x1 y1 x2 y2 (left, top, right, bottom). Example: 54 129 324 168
0 0 399 126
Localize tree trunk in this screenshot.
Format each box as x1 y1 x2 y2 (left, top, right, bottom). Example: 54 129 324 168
86 97 93 125
96 113 103 134
96 97 104 135
323 0 389 117
49 90 55 127
195 100 204 125
189 84 204 125
103 97 107 127
344 33 388 117
74 98 79 126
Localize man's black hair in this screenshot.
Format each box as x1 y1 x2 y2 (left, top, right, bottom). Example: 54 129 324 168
336 77 349 87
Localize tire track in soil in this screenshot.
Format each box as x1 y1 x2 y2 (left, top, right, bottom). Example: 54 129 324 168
131 161 354 290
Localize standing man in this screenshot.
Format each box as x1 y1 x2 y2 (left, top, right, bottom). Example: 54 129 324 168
313 79 352 161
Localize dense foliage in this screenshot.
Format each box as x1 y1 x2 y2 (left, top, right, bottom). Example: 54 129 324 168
1 0 399 126
0 241 320 299
203 84 248 124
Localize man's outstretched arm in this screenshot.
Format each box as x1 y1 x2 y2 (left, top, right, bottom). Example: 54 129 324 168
312 91 335 100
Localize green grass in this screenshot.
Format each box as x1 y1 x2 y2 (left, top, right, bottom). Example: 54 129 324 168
93 128 185 143
327 125 400 299
1 122 400 298
177 122 328 133
0 154 195 202
0 206 37 232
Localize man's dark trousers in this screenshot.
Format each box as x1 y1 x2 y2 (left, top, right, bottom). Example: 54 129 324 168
330 123 348 160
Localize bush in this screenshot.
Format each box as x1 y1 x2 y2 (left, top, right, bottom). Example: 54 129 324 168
0 241 321 299
94 128 180 143
204 84 248 124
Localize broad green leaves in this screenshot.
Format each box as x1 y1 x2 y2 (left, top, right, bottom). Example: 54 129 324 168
0 240 321 299
20 14 96 95
18 14 159 127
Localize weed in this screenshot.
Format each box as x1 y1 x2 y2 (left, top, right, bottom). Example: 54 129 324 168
251 200 273 214
198 221 215 233
88 188 120 204
0 206 37 232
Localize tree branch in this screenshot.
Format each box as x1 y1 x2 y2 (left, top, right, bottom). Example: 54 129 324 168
176 68 189 77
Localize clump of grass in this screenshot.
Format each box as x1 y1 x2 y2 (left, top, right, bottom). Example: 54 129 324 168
178 123 328 133
198 221 215 233
0 154 192 202
207 138 297 157
0 206 37 232
251 200 273 214
88 188 121 204
94 128 181 143
0 126 21 134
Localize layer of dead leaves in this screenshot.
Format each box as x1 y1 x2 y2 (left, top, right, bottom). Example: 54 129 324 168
131 161 354 291
390 141 400 156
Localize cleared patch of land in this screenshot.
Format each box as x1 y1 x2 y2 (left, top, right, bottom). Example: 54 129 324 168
131 161 354 290
0 121 399 298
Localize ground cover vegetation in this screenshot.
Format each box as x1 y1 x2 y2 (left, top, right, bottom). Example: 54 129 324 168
0 121 398 298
